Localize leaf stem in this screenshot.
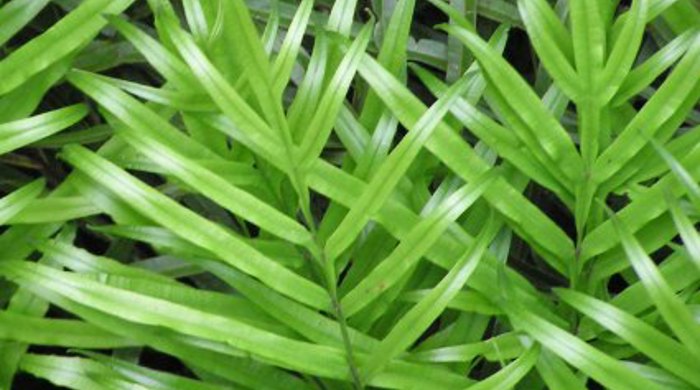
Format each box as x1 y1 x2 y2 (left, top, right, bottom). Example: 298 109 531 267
303 213 363 389
327 272 364 389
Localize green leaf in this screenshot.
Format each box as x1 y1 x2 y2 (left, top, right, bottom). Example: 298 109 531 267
666 194 700 273
0 0 135 95
324 60 482 261
570 0 606 88
341 169 497 316
428 0 476 32
360 219 501 381
181 0 212 44
6 197 99 224
327 0 359 36
0 310 136 349
595 37 700 184
475 0 523 27
410 332 523 362
0 179 44 225
0 261 348 378
652 139 700 212
624 361 698 390
466 343 540 390
556 288 700 386
411 64 573 205
5 1 695 385
271 0 314 95
60 144 329 310
588 249 699 327
354 48 574 274
297 23 372 168
580 144 700 264
400 289 502 316
613 29 697 106
30 125 113 148
517 0 580 100
17 278 307 390
37 240 173 283
0 104 88 155
0 261 470 389
68 70 315 248
569 0 608 169
261 1 280 55
90 224 305 269
200 259 378 352
609 210 700 358
95 74 216 112
0 0 51 47
107 15 199 90
535 349 587 390
287 31 330 141
306 162 551 317
159 0 289 144
78 351 230 390
0 57 73 122
0 225 73 387
647 0 685 22
440 23 584 185
358 0 416 129
503 300 663 390
599 0 650 103
659 0 700 35
19 354 141 390
157 8 310 209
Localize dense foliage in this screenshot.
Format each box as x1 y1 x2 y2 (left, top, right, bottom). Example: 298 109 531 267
0 0 699 388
